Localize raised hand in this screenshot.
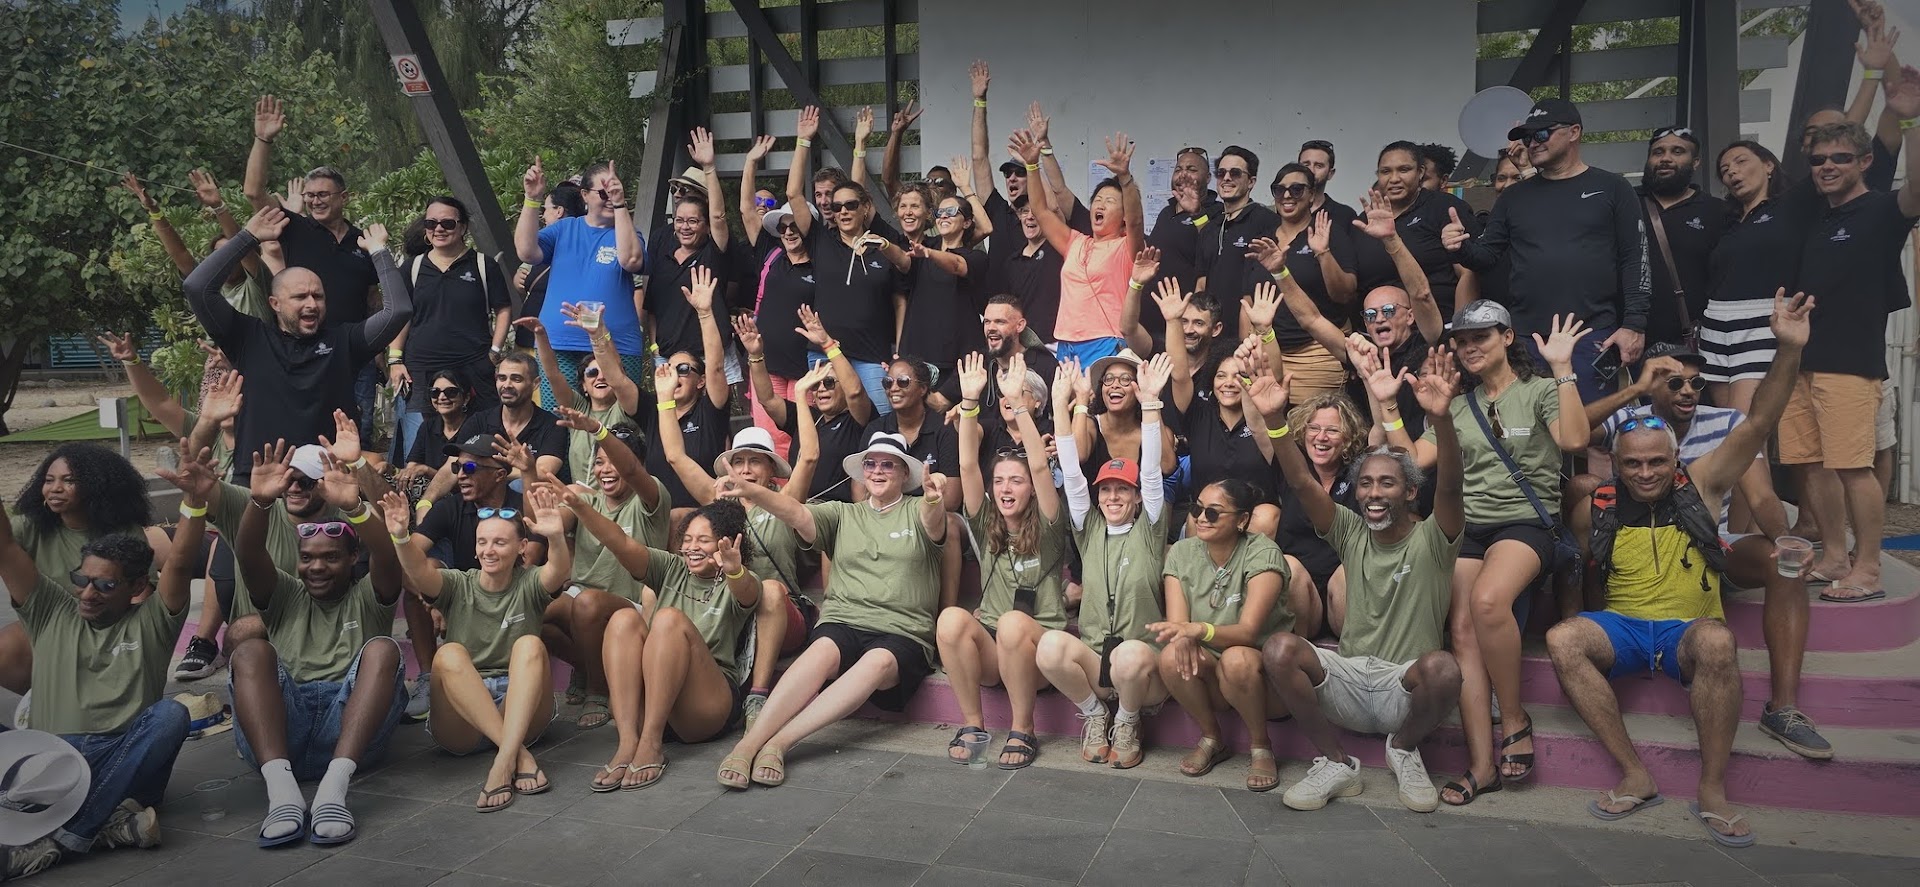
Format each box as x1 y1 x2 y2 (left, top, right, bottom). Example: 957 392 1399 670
970 59 990 99
1138 352 1173 399
253 95 285 142
714 534 745 577
317 453 363 512
1051 358 1080 408
1131 246 1161 286
797 361 833 393
188 169 224 208
1025 101 1050 144
732 313 764 356
1359 344 1411 405
121 173 158 213
1245 361 1293 423
950 156 975 195
653 360 677 401
601 161 626 207
997 350 1028 402
1007 129 1042 166
1097 132 1135 179
1886 65 1920 118
523 155 547 200
1352 193 1398 241
156 439 219 501
198 369 243 423
249 439 294 502
1770 288 1815 350
794 304 832 349
892 100 924 133
1071 358 1093 404
745 134 776 162
957 352 989 402
689 127 717 167
1414 346 1461 417
1151 279 1191 326
1245 237 1288 274
797 105 821 141
97 332 137 363
512 316 547 339
524 485 568 538
1859 20 1899 72
357 222 389 254
319 408 362 464
1244 282 1281 330
683 264 717 312
1175 182 1202 215
553 404 603 434
1440 207 1469 251
245 205 289 242
281 177 305 214
1531 314 1594 371
491 434 534 474
379 491 412 538
854 106 875 145
1307 210 1333 255
713 475 748 501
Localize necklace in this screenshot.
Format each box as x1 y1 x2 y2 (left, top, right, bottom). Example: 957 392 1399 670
1205 537 1242 609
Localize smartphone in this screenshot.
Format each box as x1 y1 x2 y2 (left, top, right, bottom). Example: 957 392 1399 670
1591 345 1622 382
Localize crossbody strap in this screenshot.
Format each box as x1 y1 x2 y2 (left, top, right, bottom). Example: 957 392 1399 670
1464 389 1557 530
1641 196 1694 334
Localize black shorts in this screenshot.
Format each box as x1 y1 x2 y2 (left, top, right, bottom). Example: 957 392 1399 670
664 681 747 744
1460 521 1556 569
811 622 932 712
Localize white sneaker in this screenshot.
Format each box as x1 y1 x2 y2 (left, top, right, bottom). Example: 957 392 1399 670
1385 735 1438 813
1282 755 1363 811
12 690 28 730
1077 704 1112 764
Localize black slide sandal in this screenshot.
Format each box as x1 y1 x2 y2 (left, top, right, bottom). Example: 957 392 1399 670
948 725 986 764
998 731 1039 770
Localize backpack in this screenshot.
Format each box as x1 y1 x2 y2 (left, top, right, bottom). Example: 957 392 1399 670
408 250 494 328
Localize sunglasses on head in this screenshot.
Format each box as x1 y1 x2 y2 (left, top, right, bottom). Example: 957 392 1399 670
1177 146 1209 160
456 460 503 476
1271 182 1310 198
1808 152 1858 167
880 375 918 389
1619 415 1670 433
476 507 520 520
429 386 463 401
421 218 461 231
1652 126 1695 141
68 569 123 593
296 521 356 540
1213 167 1249 181
1362 304 1406 322
826 200 863 213
935 206 963 219
1187 503 1240 524
1666 376 1708 392
995 446 1029 460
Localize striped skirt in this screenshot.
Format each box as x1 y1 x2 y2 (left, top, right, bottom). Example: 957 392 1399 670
1699 297 1776 383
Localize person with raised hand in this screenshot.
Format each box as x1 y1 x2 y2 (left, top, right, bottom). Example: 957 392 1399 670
1036 354 1172 769
739 164 817 455
1164 282 1281 537
1195 145 1280 333
1149 277 1227 429
642 127 733 370
882 98 925 197
1010 129 1146 367
1254 342 1467 814
1141 148 1224 350
515 291 643 487
1240 164 1355 400
382 484 570 812
754 306 873 502
515 155 647 409
229 440 404 848
898 174 991 395
386 195 511 462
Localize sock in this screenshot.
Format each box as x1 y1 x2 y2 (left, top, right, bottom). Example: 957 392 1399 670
309 758 357 840
1114 706 1140 726
1075 694 1105 718
259 759 305 841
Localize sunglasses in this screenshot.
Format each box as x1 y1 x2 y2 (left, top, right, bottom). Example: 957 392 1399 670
583 365 602 379
592 187 618 201
1665 376 1708 392
288 475 317 491
1520 125 1569 144
826 200 863 213
1271 182 1310 198
477 507 520 520
1188 503 1240 524
1619 415 1670 433
754 196 779 210
296 521 356 540
68 569 123 593
456 460 504 476
421 218 461 231
861 458 900 473
777 221 798 235
817 375 838 389
995 446 1029 460
673 362 697 377
1213 167 1249 181
880 375 918 389
935 206 963 219
926 177 953 188
1362 304 1406 322
429 386 463 401
1808 152 1858 167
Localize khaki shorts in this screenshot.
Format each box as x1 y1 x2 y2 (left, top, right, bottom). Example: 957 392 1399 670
1779 372 1881 469
1312 646 1413 736
1281 341 1347 400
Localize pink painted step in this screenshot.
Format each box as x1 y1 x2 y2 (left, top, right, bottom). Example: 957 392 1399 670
1721 558 1920 653
869 675 1920 816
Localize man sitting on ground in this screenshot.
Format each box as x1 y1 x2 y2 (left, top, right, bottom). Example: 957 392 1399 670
1546 290 1815 848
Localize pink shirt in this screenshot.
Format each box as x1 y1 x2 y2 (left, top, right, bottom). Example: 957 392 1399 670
1054 230 1132 342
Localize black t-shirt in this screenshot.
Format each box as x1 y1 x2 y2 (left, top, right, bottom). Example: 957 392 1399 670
640 393 733 508
1146 191 1226 347
984 189 1092 263
871 410 960 496
1275 221 1357 349
279 214 379 326
216 322 376 480
463 405 572 482
1276 472 1355 587
417 486 526 571
405 413 472 467
1707 193 1812 311
645 238 731 360
1638 187 1731 345
1185 403 1273 506
403 251 510 366
781 407 868 502
1200 203 1283 333
512 263 553 349
1796 188 1917 378
1458 167 1651 337
753 252 818 379
1472 209 1514 309
899 243 989 370
1395 190 1479 319
806 225 902 363
992 242 1066 344
1165 345 1227 436
1869 137 1898 192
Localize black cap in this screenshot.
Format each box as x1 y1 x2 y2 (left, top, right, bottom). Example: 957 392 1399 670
999 160 1026 177
443 433 498 460
1643 341 1706 367
1508 98 1582 141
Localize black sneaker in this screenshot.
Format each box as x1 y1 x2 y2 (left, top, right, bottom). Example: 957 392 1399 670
174 636 221 681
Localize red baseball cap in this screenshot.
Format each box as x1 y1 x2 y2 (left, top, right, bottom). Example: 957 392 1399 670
1093 458 1140 489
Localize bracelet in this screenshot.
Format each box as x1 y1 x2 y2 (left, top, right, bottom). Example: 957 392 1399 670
696 310 713 319
1267 424 1290 439
1903 117 1920 132
119 358 140 367
1258 327 1276 344
1554 374 1579 386
179 502 208 519
605 202 628 210
1383 418 1405 432
593 424 610 441
255 136 273 144
1273 266 1293 282
147 211 164 222
959 405 980 418
1191 213 1209 229
346 456 368 471
1138 399 1163 411
1040 147 1055 156
1865 69 1886 80
1128 280 1144 291
973 99 987 108
1074 404 1090 416
747 355 765 363
389 533 411 545
657 399 677 412
204 202 227 215
343 503 373 525
825 346 843 360
249 497 275 511
725 565 748 580
523 198 541 209
796 137 813 148
1201 622 1216 644
1024 162 1040 172
1011 406 1029 416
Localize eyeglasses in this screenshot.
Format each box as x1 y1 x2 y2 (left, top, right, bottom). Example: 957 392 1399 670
880 375 918 389
1101 374 1136 387
68 569 123 594
826 200 863 213
421 218 461 231
476 507 520 520
1665 376 1708 392
1619 416 1670 433
1521 125 1569 144
1188 503 1240 524
456 461 503 476
673 362 697 377
672 217 703 228
1808 152 1858 167
296 521 355 540
935 206 963 219
1361 304 1407 322
300 191 338 202
1213 167 1249 182
288 475 317 492
754 196 778 210
1272 182 1310 198
429 386 463 400
995 446 1029 460
1303 424 1342 438
861 458 900 473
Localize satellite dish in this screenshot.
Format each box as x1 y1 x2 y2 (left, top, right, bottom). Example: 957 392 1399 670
1459 86 1536 158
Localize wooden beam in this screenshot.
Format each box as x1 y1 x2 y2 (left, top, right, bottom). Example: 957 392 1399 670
1459 0 1590 181
1783 0 1862 179
1679 0 1741 195
883 0 899 125
635 0 697 231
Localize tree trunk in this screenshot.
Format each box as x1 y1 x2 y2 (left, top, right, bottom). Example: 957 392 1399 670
0 340 34 437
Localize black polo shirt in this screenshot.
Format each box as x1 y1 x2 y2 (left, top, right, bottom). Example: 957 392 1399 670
754 253 818 379
1796 188 1917 378
1638 186 1731 346
806 225 902 364
1395 189 1479 319
1184 402 1273 505
1706 193 1813 314
645 238 731 360
899 243 989 370
464 405 571 482
1200 202 1283 334
991 242 1065 344
984 190 1091 262
403 250 509 366
417 486 526 571
639 393 733 508
780 407 868 502
1277 476 1355 586
871 410 960 496
279 214 379 326
1146 191 1226 347
1275 221 1357 349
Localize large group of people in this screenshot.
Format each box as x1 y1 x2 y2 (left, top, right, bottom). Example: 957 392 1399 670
4 2 1916 873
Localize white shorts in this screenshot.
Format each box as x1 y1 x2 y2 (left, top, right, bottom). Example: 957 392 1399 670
1312 647 1414 736
1877 380 1898 452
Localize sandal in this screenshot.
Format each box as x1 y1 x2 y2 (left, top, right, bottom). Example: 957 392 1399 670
513 769 551 795
1804 567 1844 587
751 747 786 787
257 803 308 849
592 763 631 793
1689 802 1756 848
1820 584 1887 603
1587 791 1664 821
1179 737 1232 778
1440 771 1504 807
1245 748 1280 793
997 731 1039 771
564 670 587 706
475 784 515 813
577 694 611 730
1499 720 1535 782
948 725 987 764
717 755 752 790
307 801 356 845
622 762 666 791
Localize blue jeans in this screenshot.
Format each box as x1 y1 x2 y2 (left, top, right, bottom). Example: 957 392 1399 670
808 350 891 416
355 362 380 438
231 638 407 782
55 699 190 853
394 401 426 466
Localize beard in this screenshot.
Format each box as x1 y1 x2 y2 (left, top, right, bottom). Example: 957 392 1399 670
1642 162 1696 198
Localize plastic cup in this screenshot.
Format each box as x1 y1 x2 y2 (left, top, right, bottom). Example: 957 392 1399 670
195 778 231 822
961 731 992 770
1775 535 1814 578
577 302 605 331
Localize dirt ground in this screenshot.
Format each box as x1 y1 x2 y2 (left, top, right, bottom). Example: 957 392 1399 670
0 376 173 497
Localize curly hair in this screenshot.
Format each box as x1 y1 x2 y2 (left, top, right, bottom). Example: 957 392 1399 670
16 443 153 536
79 533 154 585
678 498 755 566
983 452 1044 558
1286 393 1369 468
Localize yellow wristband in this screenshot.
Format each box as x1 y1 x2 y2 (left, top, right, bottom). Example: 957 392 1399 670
973 99 987 108
387 348 404 358
647 343 660 355
959 405 980 418
1903 117 1920 132
796 137 812 148
1865 69 1886 80
593 424 610 441
1074 404 1090 416
725 566 748 580
343 504 372 525
825 346 843 360
1024 163 1040 172
148 211 164 222
1191 213 1209 229
390 534 411 545
1383 418 1405 432
1201 622 1216 644
1276 266 1292 281
656 399 676 412
346 456 368 470
1267 424 1290 439
178 502 208 518
414 499 431 513
1258 327 1276 344
523 198 541 209
853 149 866 158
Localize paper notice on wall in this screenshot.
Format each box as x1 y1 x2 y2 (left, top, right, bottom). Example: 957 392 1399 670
1085 158 1177 236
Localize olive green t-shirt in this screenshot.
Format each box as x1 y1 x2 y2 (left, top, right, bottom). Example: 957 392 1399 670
1162 533 1292 642
810 499 944 658
968 506 1070 631
180 408 235 480
221 267 272 320
261 570 396 683
210 482 339 620
1424 377 1563 526
20 573 187 735
642 553 757 685
565 401 634 486
1322 506 1460 664
10 516 150 582
1074 509 1171 648
433 568 553 677
745 504 803 590
570 487 667 602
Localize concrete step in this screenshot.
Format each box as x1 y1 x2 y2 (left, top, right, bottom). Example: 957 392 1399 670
1722 555 1920 653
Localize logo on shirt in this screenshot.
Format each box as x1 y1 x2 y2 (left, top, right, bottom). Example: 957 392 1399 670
314 342 334 356
1406 216 1421 226
868 259 884 269
1685 217 1704 231
1223 593 1243 608
1753 213 1773 224
595 246 618 265
801 274 815 284
1233 236 1249 248
341 620 360 635
460 270 476 282
110 640 140 657
1831 227 1852 242
1389 563 1412 588
681 419 699 433
888 527 916 540
1580 191 1604 199
1236 426 1251 439
501 612 527 630
1296 243 1314 255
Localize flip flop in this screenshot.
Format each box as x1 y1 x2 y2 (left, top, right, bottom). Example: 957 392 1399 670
1587 791 1664 821
307 801 357 844
1804 567 1843 587
513 770 551 796
1819 585 1887 603
474 785 515 813
750 748 786 787
577 695 611 730
717 755 752 790
1689 802 1756 848
622 762 666 791
257 803 308 849
592 763 631 793
1440 771 1504 807
1179 737 1232 778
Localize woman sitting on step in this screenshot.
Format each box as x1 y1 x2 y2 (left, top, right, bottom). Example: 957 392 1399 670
937 351 1070 770
1036 354 1173 770
713 432 950 789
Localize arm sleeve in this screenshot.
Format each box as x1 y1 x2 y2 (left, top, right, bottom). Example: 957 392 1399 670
353 248 414 354
484 256 511 310
1057 429 1091 529
183 231 259 345
1455 198 1508 273
1615 180 1652 332
1140 418 1165 522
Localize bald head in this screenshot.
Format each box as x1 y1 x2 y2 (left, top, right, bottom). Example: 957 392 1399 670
1614 422 1680 503
268 268 327 336
1362 285 1416 349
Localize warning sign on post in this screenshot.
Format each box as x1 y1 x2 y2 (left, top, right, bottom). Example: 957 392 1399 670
392 54 430 95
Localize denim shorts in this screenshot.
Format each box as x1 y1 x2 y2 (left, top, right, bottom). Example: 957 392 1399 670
1583 610 1693 684
232 637 408 781
427 674 556 754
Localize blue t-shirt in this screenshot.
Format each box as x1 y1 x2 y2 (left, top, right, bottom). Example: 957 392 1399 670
537 217 644 354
